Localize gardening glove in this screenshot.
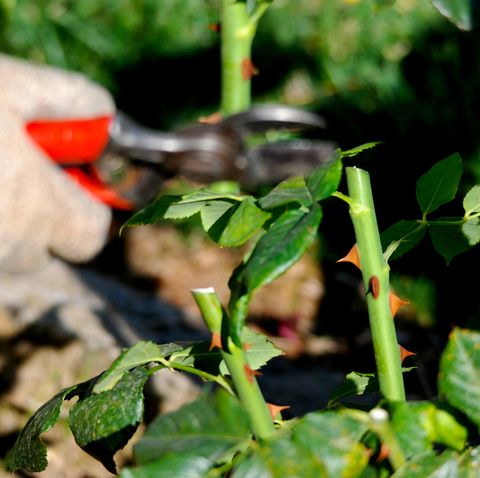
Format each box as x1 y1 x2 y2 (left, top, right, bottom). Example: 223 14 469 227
0 54 114 272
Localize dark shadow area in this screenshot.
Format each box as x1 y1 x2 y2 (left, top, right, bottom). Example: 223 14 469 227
112 48 221 130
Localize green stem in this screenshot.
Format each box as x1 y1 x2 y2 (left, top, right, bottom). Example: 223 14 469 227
221 0 256 114
369 408 406 470
346 167 406 402
192 288 275 441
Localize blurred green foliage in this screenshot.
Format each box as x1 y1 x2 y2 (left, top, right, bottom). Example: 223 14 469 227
0 0 219 88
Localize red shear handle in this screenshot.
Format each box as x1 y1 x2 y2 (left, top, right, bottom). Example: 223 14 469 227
25 115 133 210
25 116 112 164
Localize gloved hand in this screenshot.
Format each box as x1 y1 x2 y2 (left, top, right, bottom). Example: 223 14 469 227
0 54 114 272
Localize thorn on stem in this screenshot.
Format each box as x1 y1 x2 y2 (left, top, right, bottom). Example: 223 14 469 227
244 364 262 383
389 292 409 317
267 402 290 420
241 58 258 80
199 111 222 124
209 332 222 351
208 23 221 32
399 345 416 363
337 244 361 269
376 443 390 463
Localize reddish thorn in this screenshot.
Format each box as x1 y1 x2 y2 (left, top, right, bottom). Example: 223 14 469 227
243 342 252 351
267 402 290 420
198 111 222 124
368 276 380 299
337 244 361 269
376 443 390 463
208 23 221 32
244 364 262 384
399 345 416 363
389 292 410 318
241 58 258 80
209 332 222 351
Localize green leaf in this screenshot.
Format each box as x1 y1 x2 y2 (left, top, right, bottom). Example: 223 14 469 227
69 367 149 474
340 142 382 158
6 383 80 472
200 200 236 231
234 411 368 477
329 369 415 404
218 197 271 247
259 176 312 209
219 327 284 375
391 450 459 477
164 189 243 222
294 411 369 478
438 328 480 428
133 390 251 466
429 217 477 263
329 372 378 404
381 220 427 260
233 411 368 478
121 195 181 231
233 205 323 293
390 402 467 458
458 446 480 477
463 185 480 216
416 154 463 216
120 452 215 478
162 201 206 220
232 437 328 478
462 217 480 247
432 0 473 31
306 154 343 202
93 341 181 393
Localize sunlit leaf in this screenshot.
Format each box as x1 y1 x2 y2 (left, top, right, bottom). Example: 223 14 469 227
121 195 181 231
340 142 382 158
329 371 378 403
390 401 466 458
438 328 480 427
306 154 343 202
6 383 82 472
416 154 462 216
217 197 271 247
233 205 322 294
463 185 480 216
259 176 312 209
462 217 480 247
392 450 459 477
233 411 368 478
432 0 473 31
133 390 250 465
120 453 214 478
219 327 283 375
93 341 181 393
69 367 149 474
200 200 236 231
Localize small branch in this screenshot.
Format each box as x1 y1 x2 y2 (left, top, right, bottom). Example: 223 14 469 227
192 288 275 441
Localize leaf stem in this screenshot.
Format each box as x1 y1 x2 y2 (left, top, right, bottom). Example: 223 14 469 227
368 408 406 470
346 167 406 402
192 288 275 441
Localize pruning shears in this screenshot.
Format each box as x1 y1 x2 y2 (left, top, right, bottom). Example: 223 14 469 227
25 104 336 210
